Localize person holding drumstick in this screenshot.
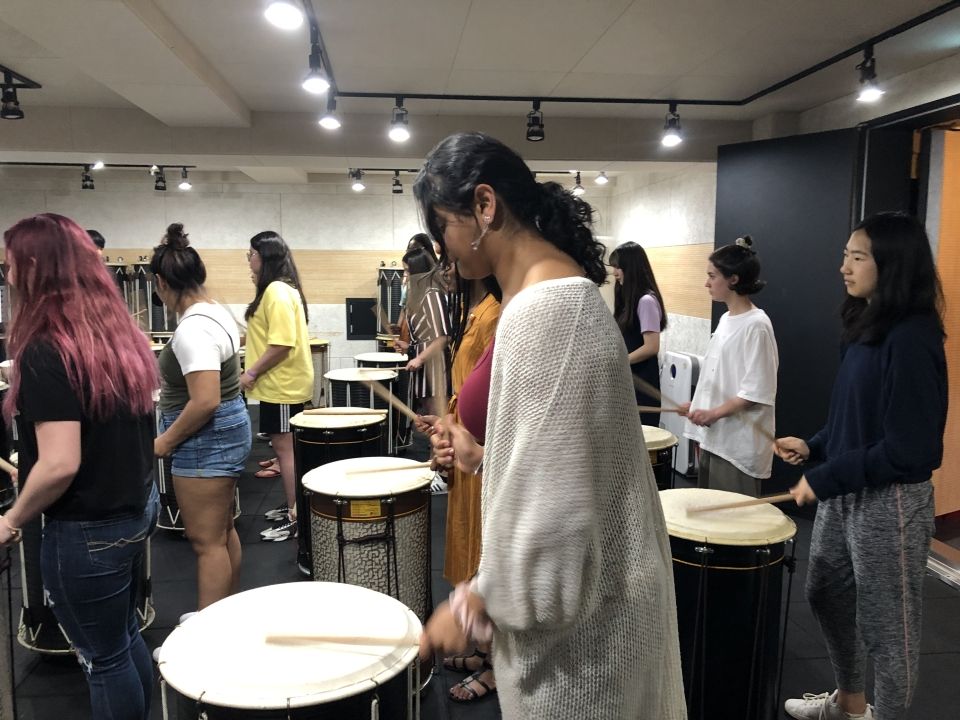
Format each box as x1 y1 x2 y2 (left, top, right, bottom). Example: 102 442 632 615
151 223 251 615
609 241 667 427
402 245 450 414
242 231 313 543
777 212 947 720
680 236 779 497
0 213 159 720
414 132 685 718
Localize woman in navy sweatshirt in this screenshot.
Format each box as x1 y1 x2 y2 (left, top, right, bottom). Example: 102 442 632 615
776 212 947 720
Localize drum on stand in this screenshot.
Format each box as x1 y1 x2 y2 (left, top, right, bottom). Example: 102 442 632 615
325 369 398 453
290 410 387 578
158 582 421 719
659 488 797 720
643 425 679 491
304 457 432 625
309 339 329 408
355 352 410 449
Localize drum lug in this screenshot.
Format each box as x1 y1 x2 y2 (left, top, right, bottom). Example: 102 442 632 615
322 430 335 436
358 427 368 434
693 545 714 556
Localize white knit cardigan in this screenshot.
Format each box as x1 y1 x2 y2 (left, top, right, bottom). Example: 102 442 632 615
476 277 687 719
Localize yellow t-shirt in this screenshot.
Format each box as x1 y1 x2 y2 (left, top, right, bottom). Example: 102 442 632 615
246 281 313 404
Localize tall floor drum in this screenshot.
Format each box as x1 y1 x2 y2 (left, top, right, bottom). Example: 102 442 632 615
304 457 432 624
659 488 796 720
642 425 679 491
290 410 387 577
158 582 421 719
356 352 410 450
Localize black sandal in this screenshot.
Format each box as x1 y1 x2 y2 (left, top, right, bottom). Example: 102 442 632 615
442 648 487 673
449 665 496 703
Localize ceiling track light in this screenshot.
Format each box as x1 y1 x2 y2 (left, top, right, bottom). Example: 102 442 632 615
388 97 410 143
1 83 23 120
178 167 192 191
661 102 683 148
594 171 609 185
81 165 95 191
349 168 365 192
319 95 341 130
154 167 167 192
571 171 585 197
302 44 330 95
856 44 884 103
526 99 544 142
91 160 105 170
149 164 160 175
264 0 304 30
392 170 403 195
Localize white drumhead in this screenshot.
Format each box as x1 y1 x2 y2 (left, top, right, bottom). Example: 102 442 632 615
659 488 796 546
643 425 678 451
289 410 385 430
325 368 397 383
158 582 420 710
355 352 407 365
303 456 432 497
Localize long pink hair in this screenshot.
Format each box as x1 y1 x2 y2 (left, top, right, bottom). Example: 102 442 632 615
2 213 158 421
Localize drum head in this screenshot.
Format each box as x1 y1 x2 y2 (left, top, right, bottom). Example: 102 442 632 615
659 488 796 546
325 368 397 383
303 456 432 497
642 425 678 451
158 582 420 710
355 352 407 365
290 410 385 430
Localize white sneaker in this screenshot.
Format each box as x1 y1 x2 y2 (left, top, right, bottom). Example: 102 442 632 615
785 691 874 720
429 473 448 495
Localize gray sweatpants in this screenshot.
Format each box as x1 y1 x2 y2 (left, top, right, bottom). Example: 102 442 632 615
806 481 934 720
697 449 762 497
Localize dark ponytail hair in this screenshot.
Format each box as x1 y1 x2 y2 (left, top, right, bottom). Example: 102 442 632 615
609 242 667 332
709 235 765 295
245 231 309 323
149 223 206 303
407 233 438 264
449 273 502 358
402 246 436 275
841 211 944 344
413 132 607 285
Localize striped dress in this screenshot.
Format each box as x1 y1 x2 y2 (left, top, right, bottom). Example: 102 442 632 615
407 274 451 406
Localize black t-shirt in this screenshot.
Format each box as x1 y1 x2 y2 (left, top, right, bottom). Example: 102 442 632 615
17 341 154 521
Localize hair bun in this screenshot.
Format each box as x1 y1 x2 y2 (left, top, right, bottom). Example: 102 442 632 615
164 222 189 250
735 234 754 250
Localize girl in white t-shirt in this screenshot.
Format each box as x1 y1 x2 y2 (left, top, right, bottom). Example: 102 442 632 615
680 236 778 496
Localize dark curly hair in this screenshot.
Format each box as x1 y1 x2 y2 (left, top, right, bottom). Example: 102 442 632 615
413 132 607 285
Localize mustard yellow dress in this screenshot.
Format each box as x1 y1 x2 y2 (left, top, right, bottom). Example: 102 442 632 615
444 293 499 584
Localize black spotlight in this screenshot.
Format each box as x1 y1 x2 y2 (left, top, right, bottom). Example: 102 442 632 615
526 100 544 142
1 85 23 120
392 171 403 195
154 168 167 192
81 165 95 190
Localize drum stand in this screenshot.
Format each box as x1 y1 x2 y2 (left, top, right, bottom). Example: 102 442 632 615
333 500 401 603
774 538 798 720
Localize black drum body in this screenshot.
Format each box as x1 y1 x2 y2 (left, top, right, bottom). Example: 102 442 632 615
356 354 410 447
164 667 415 720
671 534 789 720
649 446 674 491
292 417 386 577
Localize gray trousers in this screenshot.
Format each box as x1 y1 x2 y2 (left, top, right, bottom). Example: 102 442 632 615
806 481 934 720
697 449 762 497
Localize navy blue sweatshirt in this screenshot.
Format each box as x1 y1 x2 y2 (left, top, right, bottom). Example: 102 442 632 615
805 313 947 500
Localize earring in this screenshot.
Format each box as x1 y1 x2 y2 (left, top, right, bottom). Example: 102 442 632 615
483 215 491 223
471 223 490 251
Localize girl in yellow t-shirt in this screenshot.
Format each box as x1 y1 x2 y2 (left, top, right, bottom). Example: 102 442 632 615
240 231 313 543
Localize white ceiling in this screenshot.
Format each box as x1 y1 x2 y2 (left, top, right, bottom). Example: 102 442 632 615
0 0 957 125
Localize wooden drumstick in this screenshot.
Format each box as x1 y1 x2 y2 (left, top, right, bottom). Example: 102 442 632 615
302 408 387 416
265 633 417 647
345 461 433 476
687 492 794 514
638 405 683 414
366 380 419 424
0 457 17 476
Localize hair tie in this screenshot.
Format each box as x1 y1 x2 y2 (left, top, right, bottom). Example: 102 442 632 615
735 235 754 252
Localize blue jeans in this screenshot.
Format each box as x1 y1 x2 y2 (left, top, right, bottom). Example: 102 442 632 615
41 484 160 720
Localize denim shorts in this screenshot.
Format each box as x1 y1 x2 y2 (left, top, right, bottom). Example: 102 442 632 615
160 395 252 478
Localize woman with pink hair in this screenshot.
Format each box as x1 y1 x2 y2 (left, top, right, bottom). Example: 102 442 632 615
0 214 160 720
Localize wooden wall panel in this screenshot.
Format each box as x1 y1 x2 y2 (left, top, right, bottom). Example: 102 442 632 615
932 133 960 517
108 248 405 305
645 243 714 319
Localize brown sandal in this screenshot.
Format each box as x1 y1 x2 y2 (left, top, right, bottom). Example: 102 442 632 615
442 648 487 673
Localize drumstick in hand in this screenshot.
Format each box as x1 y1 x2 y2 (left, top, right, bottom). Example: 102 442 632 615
345 461 433 476
0 457 17 476
638 406 684 414
265 633 418 647
366 380 419 424
687 492 794 514
302 408 388 416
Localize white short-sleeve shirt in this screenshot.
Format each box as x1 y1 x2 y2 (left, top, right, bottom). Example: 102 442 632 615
684 307 779 478
170 302 241 375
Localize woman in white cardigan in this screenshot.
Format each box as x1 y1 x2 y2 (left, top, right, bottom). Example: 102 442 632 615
415 132 686 719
